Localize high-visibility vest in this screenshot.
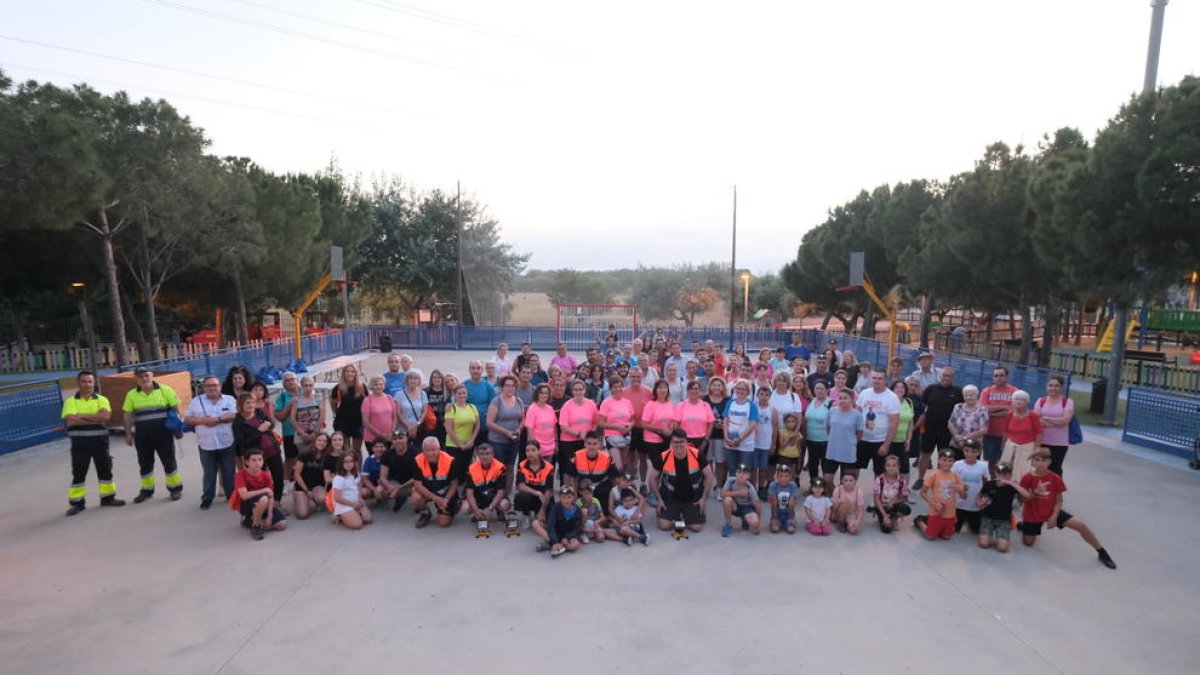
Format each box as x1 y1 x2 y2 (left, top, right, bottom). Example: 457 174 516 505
660 446 703 498
574 449 613 481
62 393 111 439
415 450 454 495
123 383 179 431
519 459 553 490
468 460 505 492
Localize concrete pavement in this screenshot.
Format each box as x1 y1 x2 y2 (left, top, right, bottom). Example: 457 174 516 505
1 350 1197 675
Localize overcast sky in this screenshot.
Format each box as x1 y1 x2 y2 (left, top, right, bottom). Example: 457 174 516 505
3 1 1197 274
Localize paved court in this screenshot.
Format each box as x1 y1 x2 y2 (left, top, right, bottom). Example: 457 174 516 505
1 350 1197 675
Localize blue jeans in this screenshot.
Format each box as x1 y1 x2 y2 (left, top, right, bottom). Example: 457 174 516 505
199 444 236 505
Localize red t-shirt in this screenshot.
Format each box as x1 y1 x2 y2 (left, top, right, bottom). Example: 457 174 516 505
624 385 652 421
980 384 1017 436
235 468 274 494
1019 470 1066 524
1005 411 1043 445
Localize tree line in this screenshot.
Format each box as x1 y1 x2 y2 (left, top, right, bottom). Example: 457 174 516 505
781 76 1199 366
0 70 526 364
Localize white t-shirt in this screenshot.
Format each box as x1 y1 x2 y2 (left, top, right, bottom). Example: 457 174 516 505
856 387 901 443
804 494 832 522
769 390 803 428
331 474 361 516
723 398 760 444
613 503 639 524
953 460 990 512
754 400 776 450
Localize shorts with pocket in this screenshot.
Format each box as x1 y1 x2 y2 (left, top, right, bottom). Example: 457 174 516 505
820 458 858 476
925 513 957 539
707 438 726 464
856 440 884 469
979 516 1012 541
751 447 771 469
729 449 756 471
731 502 757 520
658 501 705 526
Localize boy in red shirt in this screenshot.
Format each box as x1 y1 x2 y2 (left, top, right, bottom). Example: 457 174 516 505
1018 449 1116 569
914 450 965 540
233 448 287 540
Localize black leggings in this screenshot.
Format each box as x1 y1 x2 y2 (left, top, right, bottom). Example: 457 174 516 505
1044 445 1068 477
876 503 912 533
266 453 285 501
872 442 911 476
955 508 982 535
805 440 827 483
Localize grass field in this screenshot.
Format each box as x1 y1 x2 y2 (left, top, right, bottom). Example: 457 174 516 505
507 292 734 327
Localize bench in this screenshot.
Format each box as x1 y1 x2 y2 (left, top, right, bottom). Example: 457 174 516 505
1125 349 1172 364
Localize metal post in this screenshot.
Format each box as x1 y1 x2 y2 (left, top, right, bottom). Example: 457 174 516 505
728 185 737 351
456 181 464 325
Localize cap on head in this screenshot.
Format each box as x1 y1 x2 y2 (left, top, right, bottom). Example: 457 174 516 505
811 477 826 487
134 366 151 375
577 479 594 492
558 485 575 495
735 464 751 473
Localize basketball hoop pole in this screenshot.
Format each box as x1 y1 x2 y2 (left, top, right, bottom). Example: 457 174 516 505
840 276 897 363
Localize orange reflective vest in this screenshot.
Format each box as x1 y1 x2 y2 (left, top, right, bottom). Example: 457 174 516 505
660 446 703 498
574 449 613 481
519 459 554 489
415 450 454 494
468 460 505 491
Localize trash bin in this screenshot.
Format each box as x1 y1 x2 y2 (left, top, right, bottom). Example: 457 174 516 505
379 333 393 353
1090 378 1107 414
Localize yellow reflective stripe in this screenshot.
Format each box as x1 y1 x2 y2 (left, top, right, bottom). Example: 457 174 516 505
98 481 116 496
165 471 182 488
140 475 155 490
68 484 86 501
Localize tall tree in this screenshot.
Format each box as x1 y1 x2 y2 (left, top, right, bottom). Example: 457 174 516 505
546 269 612 307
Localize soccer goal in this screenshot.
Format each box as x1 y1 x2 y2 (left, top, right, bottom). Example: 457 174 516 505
556 304 639 352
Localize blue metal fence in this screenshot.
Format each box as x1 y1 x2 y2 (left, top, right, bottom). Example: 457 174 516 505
1122 388 1200 459
0 380 65 455
118 330 373 380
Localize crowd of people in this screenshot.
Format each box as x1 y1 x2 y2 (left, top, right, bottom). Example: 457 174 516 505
58 331 1114 566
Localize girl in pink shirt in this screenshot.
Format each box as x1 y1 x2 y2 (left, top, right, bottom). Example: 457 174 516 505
641 380 677 470
598 376 634 470
557 380 598 475
523 384 558 461
674 381 715 452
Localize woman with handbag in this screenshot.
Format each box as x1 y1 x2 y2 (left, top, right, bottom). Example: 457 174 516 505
361 376 398 446
424 369 449 447
1034 375 1075 477
233 393 285 503
395 371 430 445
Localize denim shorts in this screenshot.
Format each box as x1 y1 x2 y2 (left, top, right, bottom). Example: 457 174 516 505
979 516 1012 541
752 447 771 469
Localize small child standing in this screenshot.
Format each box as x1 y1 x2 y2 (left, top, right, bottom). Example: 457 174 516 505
609 488 650 545
953 442 990 535
977 462 1025 553
872 454 911 533
915 450 966 540
831 473 864 534
720 464 763 536
803 477 833 536
767 464 801 534
1018 449 1117 569
577 480 607 543
753 388 777 493
331 453 373 530
232 448 287 540
776 413 804 479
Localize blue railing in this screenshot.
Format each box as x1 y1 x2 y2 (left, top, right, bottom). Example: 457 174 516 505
117 330 373 380
0 379 65 455
1122 388 1200 459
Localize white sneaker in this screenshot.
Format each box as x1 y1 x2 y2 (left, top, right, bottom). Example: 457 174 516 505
580 534 590 544
520 515 531 530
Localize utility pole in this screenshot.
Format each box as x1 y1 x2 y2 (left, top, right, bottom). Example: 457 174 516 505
1105 0 1168 424
728 185 737 350
456 181 463 325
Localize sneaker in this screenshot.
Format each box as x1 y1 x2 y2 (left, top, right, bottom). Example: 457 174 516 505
65 504 85 517
550 546 566 558
392 495 408 513
580 534 590 544
520 515 531 530
646 493 660 508
415 511 432 529
100 498 126 507
914 515 927 531
133 492 152 504
836 522 848 534
1098 550 1117 570
721 524 733 537
200 500 212 510
241 516 252 529
639 533 649 546
622 536 632 546
535 541 550 553
741 519 750 531
785 524 796 535
251 524 264 540
169 491 182 502
866 505 876 515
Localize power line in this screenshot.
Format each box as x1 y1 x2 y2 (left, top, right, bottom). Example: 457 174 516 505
228 0 471 58
354 0 564 51
140 0 488 78
1 61 388 132
0 35 405 115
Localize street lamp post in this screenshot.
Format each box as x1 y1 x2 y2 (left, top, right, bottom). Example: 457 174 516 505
70 282 99 370
741 272 751 325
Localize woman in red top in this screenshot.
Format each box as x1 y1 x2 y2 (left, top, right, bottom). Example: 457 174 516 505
1000 390 1042 483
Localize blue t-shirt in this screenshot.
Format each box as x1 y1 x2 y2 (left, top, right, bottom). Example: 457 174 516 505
275 390 296 436
464 379 497 420
826 407 865 464
785 344 811 362
804 399 832 442
363 455 382 482
723 398 760 442
383 372 406 397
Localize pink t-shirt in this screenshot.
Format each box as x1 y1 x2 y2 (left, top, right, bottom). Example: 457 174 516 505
1034 396 1074 447
641 400 677 444
598 397 634 437
360 394 396 442
550 354 578 374
523 403 558 454
674 399 715 439
558 398 598 442
981 385 1016 436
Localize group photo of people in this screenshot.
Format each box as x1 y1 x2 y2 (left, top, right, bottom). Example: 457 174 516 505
60 330 1114 566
